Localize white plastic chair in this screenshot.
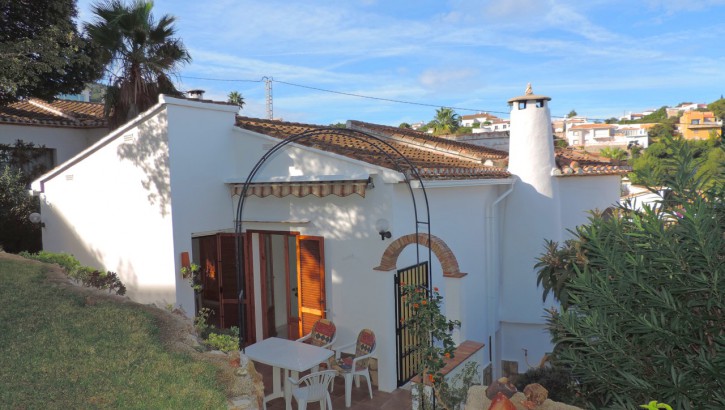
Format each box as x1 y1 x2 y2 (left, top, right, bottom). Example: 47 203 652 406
329 329 376 407
287 369 337 410
296 318 337 350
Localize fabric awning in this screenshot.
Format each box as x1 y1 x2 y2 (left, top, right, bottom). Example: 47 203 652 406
232 179 370 198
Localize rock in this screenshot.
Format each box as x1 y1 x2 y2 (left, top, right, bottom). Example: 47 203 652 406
488 392 516 410
524 383 548 405
465 385 584 410
486 377 518 399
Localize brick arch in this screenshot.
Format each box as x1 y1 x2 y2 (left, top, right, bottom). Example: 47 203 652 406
373 233 467 278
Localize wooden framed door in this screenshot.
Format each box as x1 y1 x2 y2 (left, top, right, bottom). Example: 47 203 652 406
194 233 251 338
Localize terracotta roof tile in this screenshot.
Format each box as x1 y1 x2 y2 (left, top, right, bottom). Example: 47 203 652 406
235 117 629 179
554 149 631 176
235 117 511 180
570 123 616 129
0 99 106 128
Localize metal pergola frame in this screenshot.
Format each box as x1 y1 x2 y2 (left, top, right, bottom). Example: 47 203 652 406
233 127 431 348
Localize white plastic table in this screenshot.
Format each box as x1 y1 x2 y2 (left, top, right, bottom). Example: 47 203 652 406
244 337 334 410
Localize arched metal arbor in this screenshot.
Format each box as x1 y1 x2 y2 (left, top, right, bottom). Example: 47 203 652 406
233 127 431 347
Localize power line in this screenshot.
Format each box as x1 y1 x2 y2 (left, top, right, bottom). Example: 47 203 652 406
179 74 614 121
274 79 510 115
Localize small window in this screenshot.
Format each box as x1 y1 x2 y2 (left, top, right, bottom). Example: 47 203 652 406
536 99 545 108
691 119 700 125
518 101 526 110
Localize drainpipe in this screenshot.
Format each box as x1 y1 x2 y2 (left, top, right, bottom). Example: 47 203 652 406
485 178 515 378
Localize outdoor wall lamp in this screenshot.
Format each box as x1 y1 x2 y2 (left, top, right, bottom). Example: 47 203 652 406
375 218 392 240
28 212 45 228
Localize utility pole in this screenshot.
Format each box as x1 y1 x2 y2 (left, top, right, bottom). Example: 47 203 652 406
263 77 273 120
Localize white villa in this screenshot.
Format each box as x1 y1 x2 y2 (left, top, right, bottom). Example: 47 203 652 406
566 122 652 149
0 98 107 167
28 87 627 393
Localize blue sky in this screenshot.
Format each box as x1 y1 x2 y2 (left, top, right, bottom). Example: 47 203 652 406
76 0 725 126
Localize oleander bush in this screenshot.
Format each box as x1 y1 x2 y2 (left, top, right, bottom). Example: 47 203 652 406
537 139 725 409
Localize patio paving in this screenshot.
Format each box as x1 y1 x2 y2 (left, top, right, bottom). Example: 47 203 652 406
254 362 412 410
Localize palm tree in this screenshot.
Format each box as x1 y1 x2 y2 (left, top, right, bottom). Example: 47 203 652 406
599 146 628 163
227 91 245 109
431 107 460 135
85 0 191 128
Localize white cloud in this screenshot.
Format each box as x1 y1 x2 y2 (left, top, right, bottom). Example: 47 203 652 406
418 68 479 91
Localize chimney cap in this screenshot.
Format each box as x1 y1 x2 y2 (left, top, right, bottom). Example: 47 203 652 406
507 83 551 103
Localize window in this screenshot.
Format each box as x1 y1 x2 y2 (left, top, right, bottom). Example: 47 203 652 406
691 119 700 125
518 101 526 110
536 99 545 108
0 145 54 178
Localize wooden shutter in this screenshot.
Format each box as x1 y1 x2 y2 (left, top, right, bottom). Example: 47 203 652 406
218 234 240 329
198 236 220 328
296 235 326 337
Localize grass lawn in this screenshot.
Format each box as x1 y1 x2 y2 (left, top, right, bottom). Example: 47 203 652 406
0 257 228 409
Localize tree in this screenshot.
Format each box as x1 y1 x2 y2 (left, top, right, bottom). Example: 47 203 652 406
567 110 577 118
708 97 725 121
430 107 460 135
0 167 41 253
631 134 724 187
85 0 191 128
0 0 103 105
537 139 725 409
647 122 675 142
399 122 411 129
598 146 628 162
227 91 244 108
604 117 619 124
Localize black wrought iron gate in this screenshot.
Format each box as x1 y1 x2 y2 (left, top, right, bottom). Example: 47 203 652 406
394 261 429 386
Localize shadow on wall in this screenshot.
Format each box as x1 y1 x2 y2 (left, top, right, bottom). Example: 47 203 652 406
116 112 171 216
42 208 175 307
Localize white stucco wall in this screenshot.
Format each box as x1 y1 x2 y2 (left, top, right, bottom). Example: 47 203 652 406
162 98 241 312
34 104 178 307
558 175 621 228
0 123 106 165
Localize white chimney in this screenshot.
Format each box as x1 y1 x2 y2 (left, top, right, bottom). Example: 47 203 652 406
187 89 205 100
507 83 557 184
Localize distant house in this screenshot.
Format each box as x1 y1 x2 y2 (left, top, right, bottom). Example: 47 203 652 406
31 88 627 392
0 99 107 170
461 112 510 133
566 122 652 149
566 123 616 146
460 112 498 127
613 123 653 148
678 110 722 140
667 102 709 119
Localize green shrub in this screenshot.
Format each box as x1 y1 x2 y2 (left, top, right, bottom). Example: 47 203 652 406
20 250 82 274
81 270 127 295
20 251 126 295
538 139 725 409
437 362 481 410
204 332 239 353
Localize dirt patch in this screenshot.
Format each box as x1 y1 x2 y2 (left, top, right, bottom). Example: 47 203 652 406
0 251 239 398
